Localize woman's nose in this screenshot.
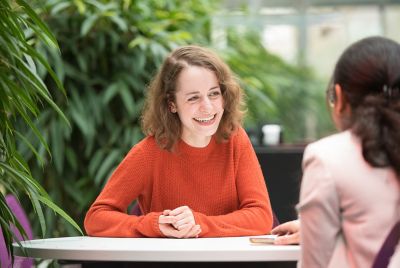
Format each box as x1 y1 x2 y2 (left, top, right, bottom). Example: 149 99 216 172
199 97 212 112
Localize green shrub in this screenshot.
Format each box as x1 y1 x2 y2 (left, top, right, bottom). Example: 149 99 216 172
16 0 333 240
0 0 81 258
222 30 333 143
18 0 217 237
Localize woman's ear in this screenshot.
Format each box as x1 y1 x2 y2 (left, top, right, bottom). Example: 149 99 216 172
334 84 349 115
331 84 352 130
169 102 177 113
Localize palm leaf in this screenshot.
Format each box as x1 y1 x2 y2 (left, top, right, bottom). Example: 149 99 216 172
38 195 83 235
1 0 80 258
16 0 59 49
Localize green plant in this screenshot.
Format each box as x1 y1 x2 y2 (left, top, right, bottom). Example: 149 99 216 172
16 0 334 242
0 0 82 259
222 30 334 143
17 0 217 237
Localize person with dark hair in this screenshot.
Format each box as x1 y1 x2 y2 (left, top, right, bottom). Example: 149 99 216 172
84 45 273 238
271 36 400 267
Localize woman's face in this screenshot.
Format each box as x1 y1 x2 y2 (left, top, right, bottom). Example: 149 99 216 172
172 65 224 147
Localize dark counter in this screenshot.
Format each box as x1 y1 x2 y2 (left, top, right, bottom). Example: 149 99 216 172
254 145 304 224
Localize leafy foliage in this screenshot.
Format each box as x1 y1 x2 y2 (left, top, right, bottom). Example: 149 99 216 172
17 0 217 237
0 0 82 259
222 30 334 143
16 0 333 241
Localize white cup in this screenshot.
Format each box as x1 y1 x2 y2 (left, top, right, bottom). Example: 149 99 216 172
262 124 281 145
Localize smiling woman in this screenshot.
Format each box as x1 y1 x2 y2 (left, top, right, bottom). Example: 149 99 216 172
84 45 274 239
142 45 244 151
171 65 224 147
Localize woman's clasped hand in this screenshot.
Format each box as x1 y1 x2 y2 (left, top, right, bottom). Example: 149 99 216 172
158 206 201 238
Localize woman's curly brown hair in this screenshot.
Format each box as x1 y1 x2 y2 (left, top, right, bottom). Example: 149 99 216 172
141 45 245 151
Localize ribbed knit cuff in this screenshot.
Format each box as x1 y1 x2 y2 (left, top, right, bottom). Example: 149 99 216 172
193 212 207 237
152 212 166 237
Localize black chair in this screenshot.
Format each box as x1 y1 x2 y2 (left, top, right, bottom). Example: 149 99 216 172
254 145 304 223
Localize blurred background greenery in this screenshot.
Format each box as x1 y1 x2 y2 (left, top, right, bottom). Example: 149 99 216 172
0 0 82 259
3 0 400 257
18 0 222 238
15 0 329 239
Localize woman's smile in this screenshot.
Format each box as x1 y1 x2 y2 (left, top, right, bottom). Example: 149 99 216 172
193 114 216 124
172 65 224 147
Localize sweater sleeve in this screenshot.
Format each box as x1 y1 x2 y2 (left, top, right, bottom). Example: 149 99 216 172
84 142 163 238
194 128 273 237
297 143 341 267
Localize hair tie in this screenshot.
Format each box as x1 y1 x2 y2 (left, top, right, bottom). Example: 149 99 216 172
382 85 399 99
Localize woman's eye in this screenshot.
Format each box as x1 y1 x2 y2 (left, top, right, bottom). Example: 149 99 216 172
209 91 221 98
188 96 199 102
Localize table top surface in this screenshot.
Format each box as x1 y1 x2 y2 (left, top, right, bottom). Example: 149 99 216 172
13 235 300 262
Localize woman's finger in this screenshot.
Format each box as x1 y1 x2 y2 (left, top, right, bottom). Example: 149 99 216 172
183 225 201 238
271 220 299 235
178 226 196 238
175 216 194 226
159 222 177 237
163 209 172 216
173 210 192 221
168 205 190 216
274 233 300 245
158 215 176 224
176 223 194 231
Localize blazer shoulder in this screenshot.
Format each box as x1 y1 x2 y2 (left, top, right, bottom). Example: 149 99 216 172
306 131 358 155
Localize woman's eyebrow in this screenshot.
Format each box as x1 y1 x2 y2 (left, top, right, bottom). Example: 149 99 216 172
184 91 200 96
184 86 220 96
208 86 220 91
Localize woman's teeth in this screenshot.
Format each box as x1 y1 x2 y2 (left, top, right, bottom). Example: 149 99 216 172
194 115 215 122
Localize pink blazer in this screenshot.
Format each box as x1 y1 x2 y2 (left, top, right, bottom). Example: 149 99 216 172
297 130 400 268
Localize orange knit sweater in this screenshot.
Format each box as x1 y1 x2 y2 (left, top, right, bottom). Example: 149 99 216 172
84 127 273 237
